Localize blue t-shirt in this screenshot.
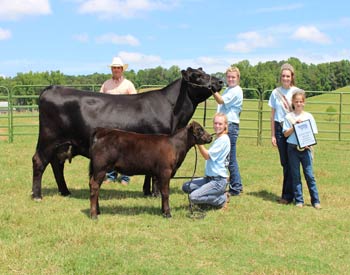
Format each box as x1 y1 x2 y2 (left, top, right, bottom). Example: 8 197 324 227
283 111 318 145
205 134 230 177
268 86 299 122
217 85 243 124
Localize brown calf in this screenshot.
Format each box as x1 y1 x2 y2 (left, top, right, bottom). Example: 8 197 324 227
89 121 212 218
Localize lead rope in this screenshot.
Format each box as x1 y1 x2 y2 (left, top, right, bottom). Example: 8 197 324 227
187 146 206 219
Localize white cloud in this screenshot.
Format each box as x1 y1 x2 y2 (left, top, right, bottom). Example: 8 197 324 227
0 0 51 20
253 3 303 14
291 26 331 44
0 28 11 40
73 33 89 43
225 31 275 53
95 33 140 46
118 51 162 67
78 0 178 19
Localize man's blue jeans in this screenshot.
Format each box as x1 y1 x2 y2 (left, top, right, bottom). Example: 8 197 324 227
106 171 130 183
275 122 294 201
228 123 242 195
287 145 320 205
182 177 227 207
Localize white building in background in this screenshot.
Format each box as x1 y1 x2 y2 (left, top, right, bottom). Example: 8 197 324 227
0 101 9 113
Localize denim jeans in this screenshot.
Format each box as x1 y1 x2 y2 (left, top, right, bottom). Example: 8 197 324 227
182 177 227 207
287 144 320 205
106 170 130 183
227 123 242 195
274 122 294 201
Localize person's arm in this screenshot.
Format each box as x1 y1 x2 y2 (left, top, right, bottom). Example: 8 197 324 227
197 144 210 160
284 126 294 138
270 108 277 147
128 82 137 94
212 91 224 104
99 83 105 93
284 118 302 137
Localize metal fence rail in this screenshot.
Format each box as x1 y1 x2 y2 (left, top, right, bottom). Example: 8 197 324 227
0 86 11 141
1 85 350 143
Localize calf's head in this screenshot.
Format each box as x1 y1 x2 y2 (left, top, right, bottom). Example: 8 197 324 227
188 121 212 145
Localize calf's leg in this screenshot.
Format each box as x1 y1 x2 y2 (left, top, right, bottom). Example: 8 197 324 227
32 151 49 200
159 178 171 218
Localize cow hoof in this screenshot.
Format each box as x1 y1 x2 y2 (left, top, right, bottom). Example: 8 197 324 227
152 192 160 198
91 215 98 220
32 196 42 202
162 213 172 218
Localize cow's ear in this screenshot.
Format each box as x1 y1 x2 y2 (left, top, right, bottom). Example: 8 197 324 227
181 69 189 81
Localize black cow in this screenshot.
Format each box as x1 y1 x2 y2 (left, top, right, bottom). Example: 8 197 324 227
89 121 212 218
32 67 223 200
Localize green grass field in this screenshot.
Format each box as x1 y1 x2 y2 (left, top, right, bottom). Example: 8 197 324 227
1 133 349 274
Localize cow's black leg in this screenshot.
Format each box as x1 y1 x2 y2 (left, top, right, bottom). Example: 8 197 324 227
32 151 49 200
50 157 71 196
143 175 152 196
151 176 160 197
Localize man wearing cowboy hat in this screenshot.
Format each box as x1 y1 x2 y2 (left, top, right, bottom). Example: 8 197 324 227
100 56 137 95
100 56 137 185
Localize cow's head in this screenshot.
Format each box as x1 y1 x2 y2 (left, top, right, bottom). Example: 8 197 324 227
188 121 212 145
181 67 224 104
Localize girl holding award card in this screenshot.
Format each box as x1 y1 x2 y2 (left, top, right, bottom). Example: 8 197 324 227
283 90 321 209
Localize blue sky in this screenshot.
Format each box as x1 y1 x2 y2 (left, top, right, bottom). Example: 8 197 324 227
1 0 349 78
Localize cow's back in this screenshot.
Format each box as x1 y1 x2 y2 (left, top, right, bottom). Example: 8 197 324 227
37 85 177 157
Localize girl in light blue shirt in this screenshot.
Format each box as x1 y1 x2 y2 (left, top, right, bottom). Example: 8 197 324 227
213 66 243 196
182 113 230 208
283 89 321 209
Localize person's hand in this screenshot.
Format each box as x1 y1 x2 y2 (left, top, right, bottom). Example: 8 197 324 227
271 136 277 147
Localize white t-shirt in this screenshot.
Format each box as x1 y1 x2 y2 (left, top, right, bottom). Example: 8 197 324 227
283 111 318 145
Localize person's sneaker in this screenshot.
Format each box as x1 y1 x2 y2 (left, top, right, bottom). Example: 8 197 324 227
120 180 129 186
103 178 115 184
313 203 322 209
295 203 303 208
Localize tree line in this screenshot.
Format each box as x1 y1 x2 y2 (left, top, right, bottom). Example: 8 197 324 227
1 57 350 100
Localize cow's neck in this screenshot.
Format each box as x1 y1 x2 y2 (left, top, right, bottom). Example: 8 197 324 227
171 80 196 130
162 78 183 106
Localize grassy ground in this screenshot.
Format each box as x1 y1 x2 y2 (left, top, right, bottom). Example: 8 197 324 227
1 135 349 275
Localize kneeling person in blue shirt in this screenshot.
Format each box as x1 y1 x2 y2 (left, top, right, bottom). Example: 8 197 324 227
182 113 230 208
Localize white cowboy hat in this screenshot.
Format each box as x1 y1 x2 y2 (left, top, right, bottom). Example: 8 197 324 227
109 56 128 71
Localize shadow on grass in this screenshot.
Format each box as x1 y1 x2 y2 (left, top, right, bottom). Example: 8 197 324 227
80 204 187 218
247 190 280 203
41 185 185 201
